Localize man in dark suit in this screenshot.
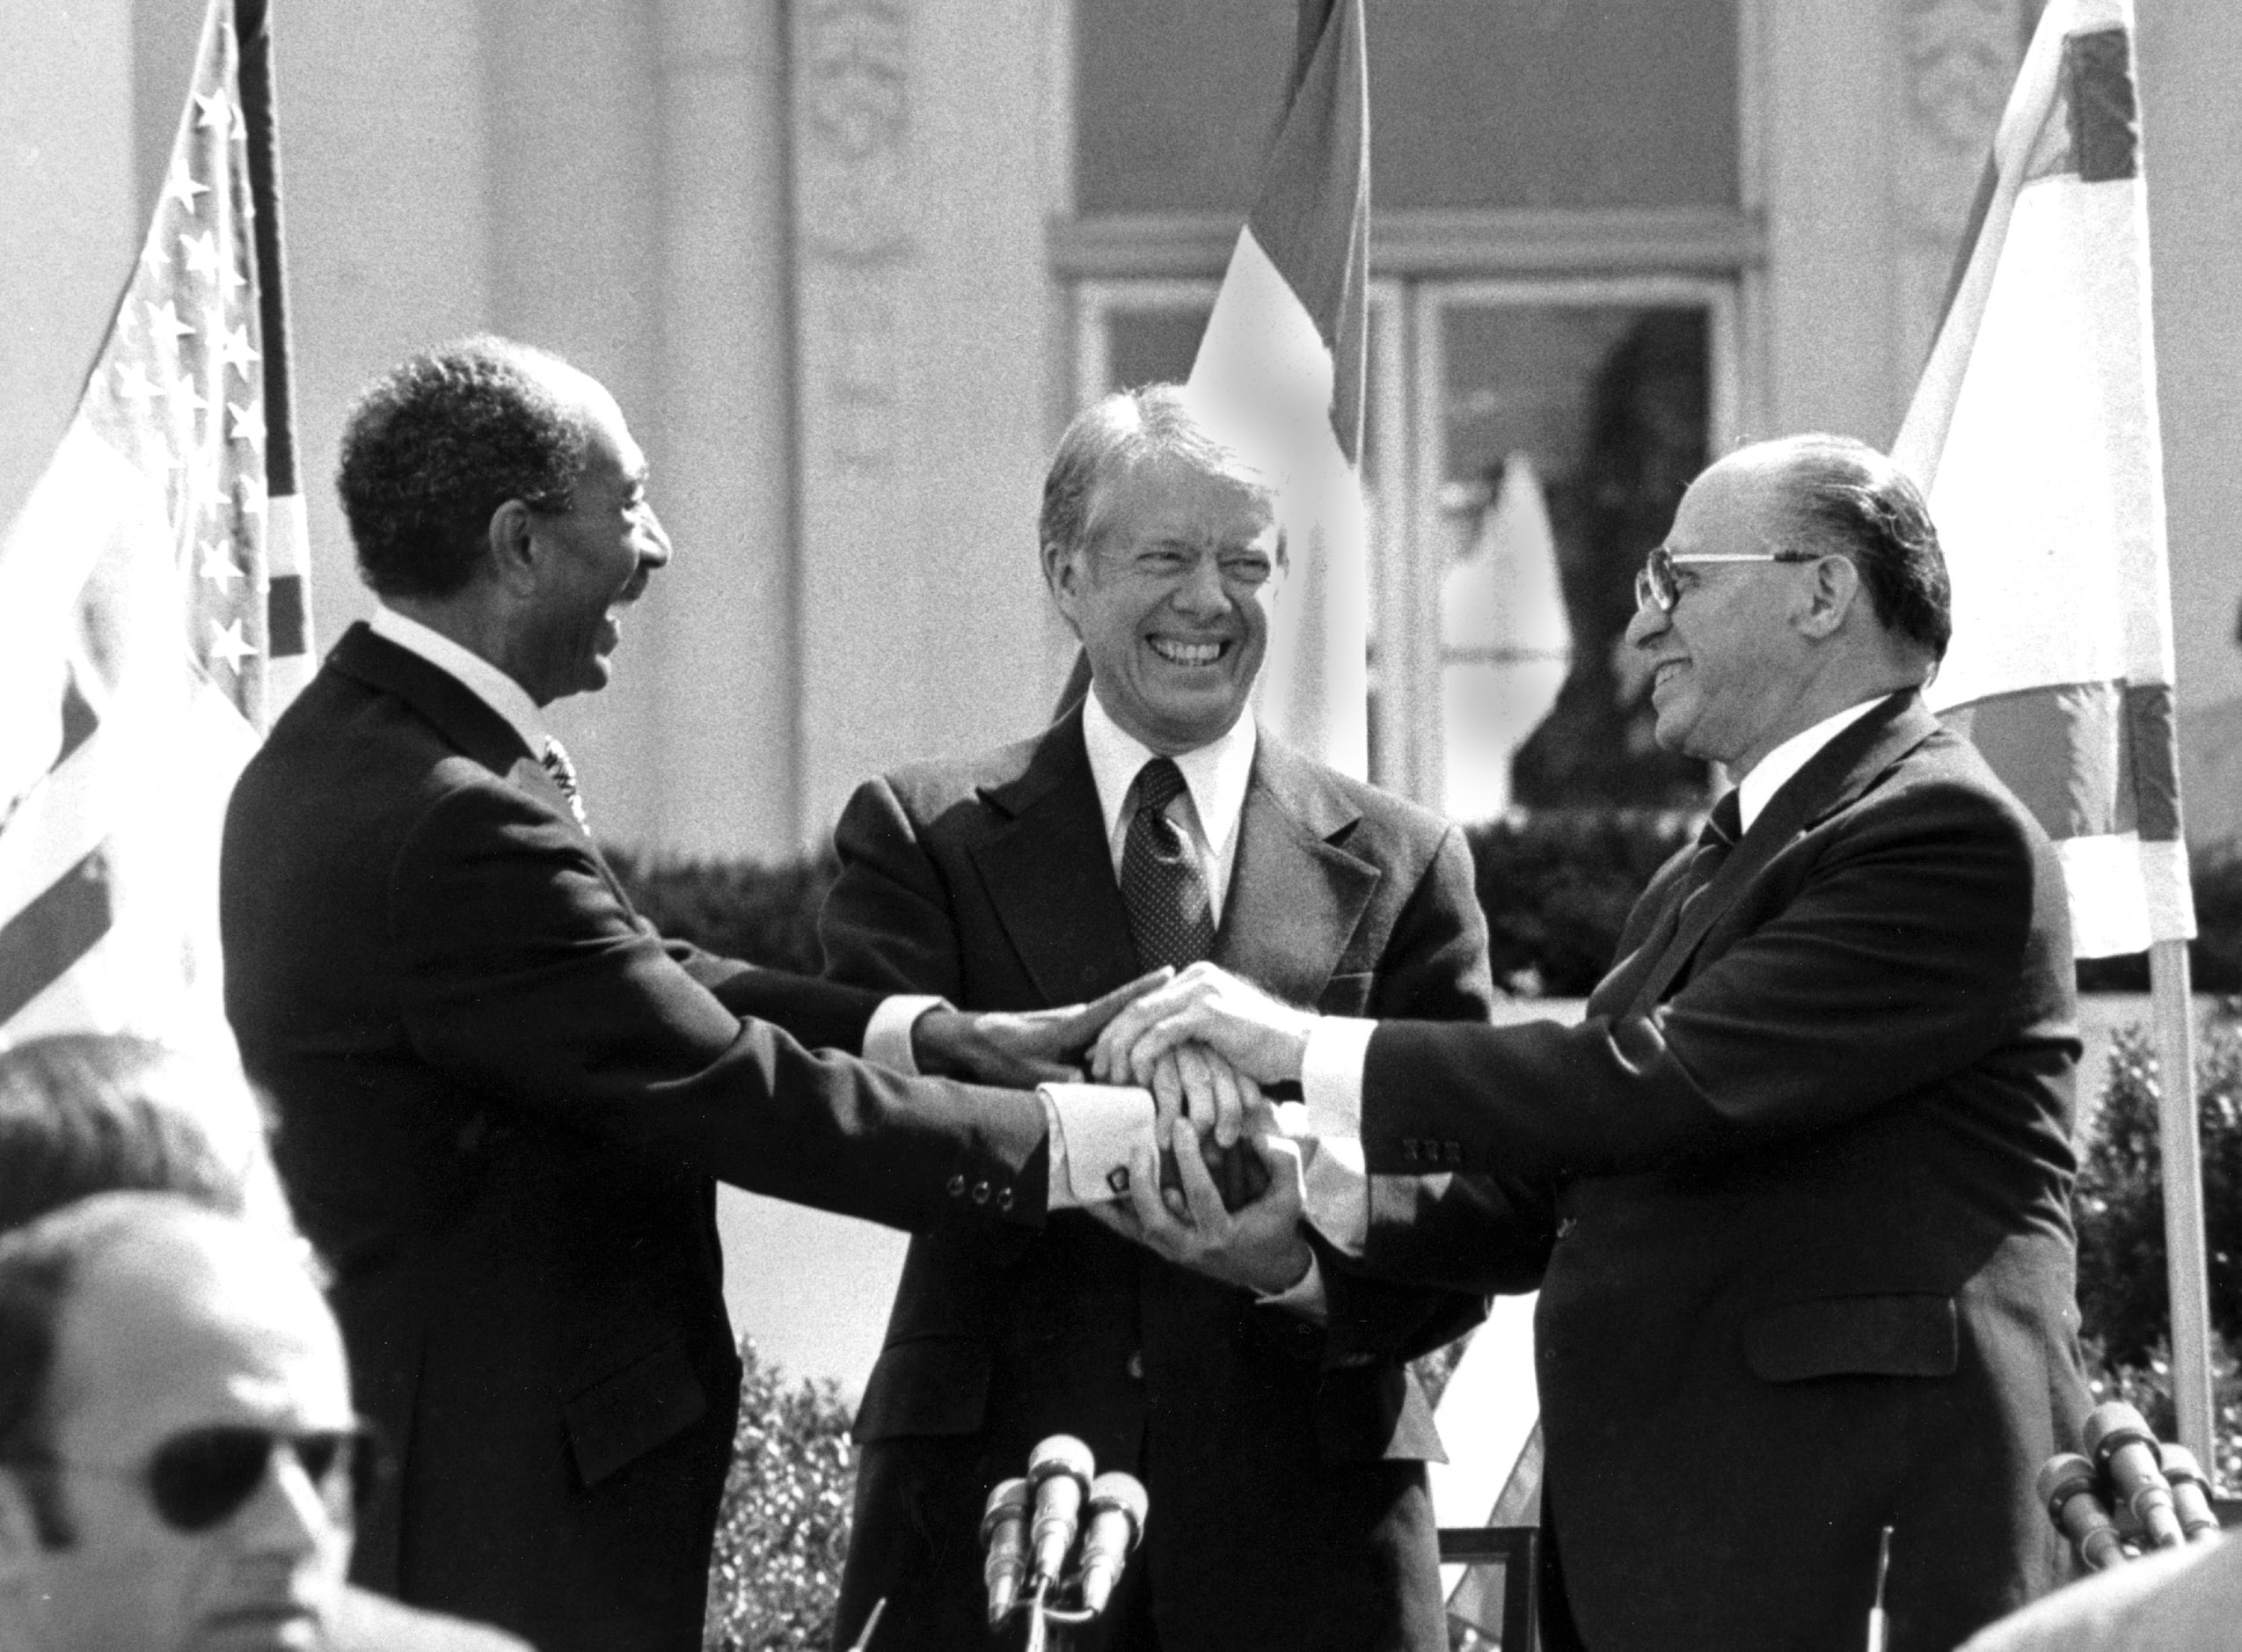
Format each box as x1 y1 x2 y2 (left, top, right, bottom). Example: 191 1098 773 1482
0 1194 533 1652
823 385 1497 1651
1093 435 2090 1652
221 340 1164 1652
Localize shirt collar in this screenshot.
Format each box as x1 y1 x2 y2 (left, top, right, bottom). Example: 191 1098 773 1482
1734 694 1889 832
369 605 550 758
1080 686 1257 859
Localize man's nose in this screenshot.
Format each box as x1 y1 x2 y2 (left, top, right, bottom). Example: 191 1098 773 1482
1624 599 1667 649
229 1449 336 1560
1171 552 1228 617
636 505 673 569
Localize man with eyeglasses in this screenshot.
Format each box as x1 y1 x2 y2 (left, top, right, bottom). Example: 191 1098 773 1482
0 1193 529 1652
1089 434 2088 1652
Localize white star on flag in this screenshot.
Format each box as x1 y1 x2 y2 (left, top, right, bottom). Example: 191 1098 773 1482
189 465 231 513
208 618 257 671
148 301 195 347
220 258 247 298
194 88 232 139
116 362 160 412
199 542 242 590
180 230 223 281
236 478 267 523
217 325 260 380
164 374 209 420
163 153 208 213
228 401 265 450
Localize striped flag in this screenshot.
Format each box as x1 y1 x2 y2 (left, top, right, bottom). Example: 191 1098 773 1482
1892 0 2191 958
1189 0 1371 778
0 0 311 1046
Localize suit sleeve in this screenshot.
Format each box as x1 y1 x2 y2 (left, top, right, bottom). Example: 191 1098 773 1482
820 775 968 998
1362 778 2056 1180
385 775 1048 1234
661 936 888 1056
1320 826 1551 1358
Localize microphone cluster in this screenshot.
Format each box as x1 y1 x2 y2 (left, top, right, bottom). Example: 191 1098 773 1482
982 1436 1148 1649
2038 1402 2222 1572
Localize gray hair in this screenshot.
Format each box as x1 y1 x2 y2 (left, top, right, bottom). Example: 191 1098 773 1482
1040 384 1281 569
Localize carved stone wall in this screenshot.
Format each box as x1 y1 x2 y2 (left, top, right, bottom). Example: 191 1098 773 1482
792 0 914 473
1894 0 2028 383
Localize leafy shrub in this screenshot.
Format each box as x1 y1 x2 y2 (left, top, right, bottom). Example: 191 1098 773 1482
704 1340 858 1652
2072 1019 2242 1365
1460 810 1696 998
607 846 841 977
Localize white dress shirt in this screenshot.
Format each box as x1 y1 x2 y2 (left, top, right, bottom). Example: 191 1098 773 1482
1296 691 1903 1254
366 606 1150 1213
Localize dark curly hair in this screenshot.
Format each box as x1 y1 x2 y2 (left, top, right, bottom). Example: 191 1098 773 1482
337 336 593 599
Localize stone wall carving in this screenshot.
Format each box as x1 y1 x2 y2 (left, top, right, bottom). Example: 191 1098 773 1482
1895 0 2029 381
792 0 913 471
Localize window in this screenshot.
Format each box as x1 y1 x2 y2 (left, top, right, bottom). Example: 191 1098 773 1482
1063 0 1753 815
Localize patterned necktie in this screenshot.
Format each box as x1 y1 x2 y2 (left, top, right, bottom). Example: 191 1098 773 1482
541 736 590 833
1120 757 1216 970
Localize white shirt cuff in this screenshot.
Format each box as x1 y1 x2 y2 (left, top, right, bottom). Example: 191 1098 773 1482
1256 1252 1328 1320
863 994 946 1075
1297 1135 1369 1260
1037 1083 1158 1209
1302 1016 1374 1141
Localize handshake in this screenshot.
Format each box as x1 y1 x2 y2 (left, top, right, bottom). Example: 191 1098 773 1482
911 963 1330 1297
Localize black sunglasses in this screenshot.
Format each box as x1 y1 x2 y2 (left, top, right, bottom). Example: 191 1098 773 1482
26 1423 383 1534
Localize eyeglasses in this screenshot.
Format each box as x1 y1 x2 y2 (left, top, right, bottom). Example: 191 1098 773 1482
15 1423 383 1534
1633 545 1820 613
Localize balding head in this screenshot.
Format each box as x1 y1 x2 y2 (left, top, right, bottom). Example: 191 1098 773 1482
1625 435 1946 774
0 1195 354 1652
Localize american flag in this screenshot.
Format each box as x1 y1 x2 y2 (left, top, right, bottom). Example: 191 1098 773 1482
0 0 310 1045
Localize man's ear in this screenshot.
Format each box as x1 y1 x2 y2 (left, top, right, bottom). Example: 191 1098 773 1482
486 499 541 596
1043 540 1085 636
1797 552 1861 640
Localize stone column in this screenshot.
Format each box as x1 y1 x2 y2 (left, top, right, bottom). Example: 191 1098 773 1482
647 0 803 857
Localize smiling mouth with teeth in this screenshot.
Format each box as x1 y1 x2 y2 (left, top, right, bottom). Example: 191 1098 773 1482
1150 638 1227 667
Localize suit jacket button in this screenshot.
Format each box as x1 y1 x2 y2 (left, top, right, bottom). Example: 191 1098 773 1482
947 1174 966 1197
1400 1138 1418 1163
972 1180 990 1204
997 1188 1014 1212
1444 1141 1464 1166
1125 1351 1144 1381
1555 1216 1578 1241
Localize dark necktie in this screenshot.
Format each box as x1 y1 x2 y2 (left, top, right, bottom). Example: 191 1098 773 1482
1675 788 1742 920
541 736 589 834
1120 757 1216 972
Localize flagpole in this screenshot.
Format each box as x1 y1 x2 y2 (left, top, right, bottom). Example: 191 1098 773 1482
233 0 312 730
2151 939 2216 1470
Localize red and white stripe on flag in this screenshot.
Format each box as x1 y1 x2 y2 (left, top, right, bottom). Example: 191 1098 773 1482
0 0 301 1044
1893 0 2192 959
1190 0 1371 779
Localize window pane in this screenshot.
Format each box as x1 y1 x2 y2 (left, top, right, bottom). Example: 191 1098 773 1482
1437 300 1711 815
1075 0 1740 216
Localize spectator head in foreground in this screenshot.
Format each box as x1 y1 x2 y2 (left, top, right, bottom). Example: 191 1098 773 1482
0 1032 294 1236
0 1194 364 1652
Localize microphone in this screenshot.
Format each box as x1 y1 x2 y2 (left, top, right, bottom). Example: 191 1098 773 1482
981 1479 1032 1626
2158 1444 2224 1544
2039 1453 2128 1572
1077 1471 1149 1616
1027 1436 1096 1587
2084 1403 2185 1551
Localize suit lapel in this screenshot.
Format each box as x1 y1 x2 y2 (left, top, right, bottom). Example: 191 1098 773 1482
1629 691 1939 1011
968 717 1142 1007
1215 738 1380 1006
330 622 595 848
